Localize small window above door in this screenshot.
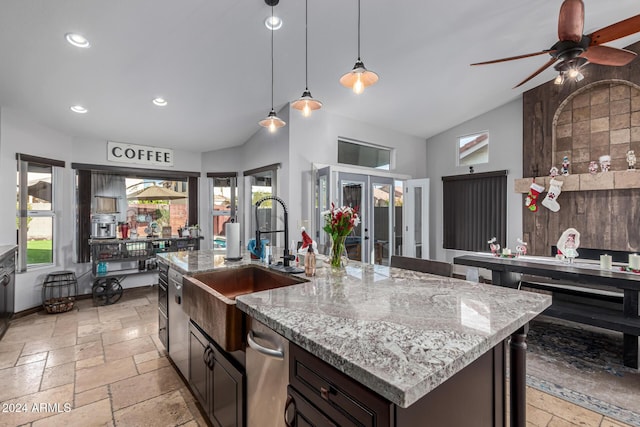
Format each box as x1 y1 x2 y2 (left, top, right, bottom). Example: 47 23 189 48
457 131 489 166
338 139 392 170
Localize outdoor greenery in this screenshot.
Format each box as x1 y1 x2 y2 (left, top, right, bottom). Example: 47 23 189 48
27 239 53 264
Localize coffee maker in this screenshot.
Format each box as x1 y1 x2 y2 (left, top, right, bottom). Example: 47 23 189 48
91 214 117 239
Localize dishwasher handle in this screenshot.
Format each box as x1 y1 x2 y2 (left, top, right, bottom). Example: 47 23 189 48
247 330 284 360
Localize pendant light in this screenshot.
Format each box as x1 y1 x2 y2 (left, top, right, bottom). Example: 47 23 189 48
259 1 286 132
339 0 378 94
291 0 322 117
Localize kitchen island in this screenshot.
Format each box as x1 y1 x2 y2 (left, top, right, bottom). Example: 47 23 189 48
157 250 551 426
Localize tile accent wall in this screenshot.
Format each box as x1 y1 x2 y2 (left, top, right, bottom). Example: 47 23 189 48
553 82 640 173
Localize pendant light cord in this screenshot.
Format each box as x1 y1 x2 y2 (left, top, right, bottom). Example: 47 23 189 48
271 4 275 110
305 0 309 90
357 0 361 61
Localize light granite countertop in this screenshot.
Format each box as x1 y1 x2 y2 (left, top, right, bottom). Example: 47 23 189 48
157 250 551 408
0 245 17 260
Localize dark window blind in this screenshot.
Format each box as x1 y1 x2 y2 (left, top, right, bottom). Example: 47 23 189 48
442 170 507 252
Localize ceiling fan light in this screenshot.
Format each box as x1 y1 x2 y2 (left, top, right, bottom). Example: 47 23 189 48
574 71 584 82
554 73 565 85
291 90 323 117
259 110 286 133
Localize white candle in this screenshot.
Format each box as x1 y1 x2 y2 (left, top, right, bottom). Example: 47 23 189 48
502 248 511 256
629 254 640 270
600 254 612 270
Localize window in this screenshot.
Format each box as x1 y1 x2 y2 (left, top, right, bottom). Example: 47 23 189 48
442 170 506 252
457 131 489 166
16 154 65 271
72 163 200 263
208 173 238 249
124 178 189 237
244 164 279 247
338 139 392 170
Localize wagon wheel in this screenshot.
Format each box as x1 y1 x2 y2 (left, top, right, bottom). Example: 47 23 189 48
92 277 123 306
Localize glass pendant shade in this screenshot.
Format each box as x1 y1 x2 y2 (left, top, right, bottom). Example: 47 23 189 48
340 60 379 94
291 90 323 117
259 109 286 133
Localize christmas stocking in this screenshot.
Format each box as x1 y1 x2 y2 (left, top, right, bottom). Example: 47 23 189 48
524 182 545 212
542 179 563 212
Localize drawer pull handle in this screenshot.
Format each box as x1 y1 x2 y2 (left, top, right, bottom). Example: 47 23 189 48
320 386 330 400
284 394 295 427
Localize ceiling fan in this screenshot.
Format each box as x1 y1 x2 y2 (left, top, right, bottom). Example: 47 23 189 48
472 0 640 88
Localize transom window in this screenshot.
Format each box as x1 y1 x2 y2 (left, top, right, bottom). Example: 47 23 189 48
338 139 392 170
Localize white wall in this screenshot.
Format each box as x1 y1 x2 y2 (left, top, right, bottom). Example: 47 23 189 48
425 98 523 264
288 107 428 240
0 108 202 311
200 106 290 248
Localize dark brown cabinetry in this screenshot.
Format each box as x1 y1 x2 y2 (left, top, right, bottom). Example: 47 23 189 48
288 343 393 427
287 342 506 427
189 320 245 427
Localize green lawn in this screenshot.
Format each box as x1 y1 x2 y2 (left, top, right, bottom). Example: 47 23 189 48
27 239 53 264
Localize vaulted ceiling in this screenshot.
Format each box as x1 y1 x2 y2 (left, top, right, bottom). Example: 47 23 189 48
0 0 639 153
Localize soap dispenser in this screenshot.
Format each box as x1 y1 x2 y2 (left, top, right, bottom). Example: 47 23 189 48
304 246 316 277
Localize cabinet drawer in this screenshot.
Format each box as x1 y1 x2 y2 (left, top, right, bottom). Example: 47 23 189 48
289 343 392 427
287 385 338 427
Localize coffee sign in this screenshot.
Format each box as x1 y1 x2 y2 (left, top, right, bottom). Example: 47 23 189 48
107 141 174 167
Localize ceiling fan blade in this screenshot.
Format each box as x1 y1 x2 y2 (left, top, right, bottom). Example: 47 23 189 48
581 45 637 66
514 57 558 88
471 50 555 66
558 0 584 42
588 14 640 46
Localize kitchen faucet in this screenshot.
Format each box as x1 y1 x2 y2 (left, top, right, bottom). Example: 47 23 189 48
254 196 299 271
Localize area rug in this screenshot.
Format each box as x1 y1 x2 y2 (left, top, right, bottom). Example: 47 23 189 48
526 317 640 426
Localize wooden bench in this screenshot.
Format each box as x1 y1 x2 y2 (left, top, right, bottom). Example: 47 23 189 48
519 247 640 337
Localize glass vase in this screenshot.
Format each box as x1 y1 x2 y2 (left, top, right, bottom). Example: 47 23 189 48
329 236 348 269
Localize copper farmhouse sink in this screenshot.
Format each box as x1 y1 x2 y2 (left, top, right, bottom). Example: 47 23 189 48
182 265 306 351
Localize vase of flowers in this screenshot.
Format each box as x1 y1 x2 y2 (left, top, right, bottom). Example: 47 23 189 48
322 203 360 269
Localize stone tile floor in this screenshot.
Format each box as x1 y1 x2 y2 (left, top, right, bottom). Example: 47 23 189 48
0 285 633 427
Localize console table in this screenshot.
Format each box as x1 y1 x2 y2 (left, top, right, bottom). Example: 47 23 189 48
454 254 640 369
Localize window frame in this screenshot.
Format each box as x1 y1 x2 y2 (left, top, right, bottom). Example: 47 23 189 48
207 172 238 250
337 138 394 171
16 154 65 272
457 131 490 167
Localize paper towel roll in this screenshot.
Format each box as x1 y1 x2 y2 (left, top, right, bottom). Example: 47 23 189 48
225 222 241 259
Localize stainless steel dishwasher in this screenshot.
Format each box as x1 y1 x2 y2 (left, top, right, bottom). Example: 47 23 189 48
247 318 289 427
168 268 189 378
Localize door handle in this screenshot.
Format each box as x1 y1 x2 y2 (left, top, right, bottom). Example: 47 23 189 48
364 236 369 240
247 331 284 360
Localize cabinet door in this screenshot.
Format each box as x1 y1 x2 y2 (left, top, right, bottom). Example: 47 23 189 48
286 386 337 427
189 326 209 413
211 346 244 427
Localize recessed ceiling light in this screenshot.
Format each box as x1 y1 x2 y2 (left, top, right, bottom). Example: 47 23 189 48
70 105 88 114
152 97 168 107
65 33 90 48
265 16 282 30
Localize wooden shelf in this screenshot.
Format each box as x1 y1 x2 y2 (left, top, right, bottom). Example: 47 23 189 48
514 170 640 193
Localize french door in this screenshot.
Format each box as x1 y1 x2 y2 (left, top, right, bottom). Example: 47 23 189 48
338 173 394 265
403 178 430 259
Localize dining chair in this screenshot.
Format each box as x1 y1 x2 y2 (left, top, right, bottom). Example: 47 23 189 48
390 255 453 277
